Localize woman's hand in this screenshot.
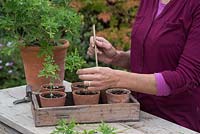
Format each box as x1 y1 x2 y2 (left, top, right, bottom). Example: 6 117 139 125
77 67 119 91
88 36 118 64
77 67 157 95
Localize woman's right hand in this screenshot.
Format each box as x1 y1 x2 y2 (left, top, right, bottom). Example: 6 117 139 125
87 36 118 64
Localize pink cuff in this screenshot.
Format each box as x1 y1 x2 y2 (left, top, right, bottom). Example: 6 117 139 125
155 73 171 96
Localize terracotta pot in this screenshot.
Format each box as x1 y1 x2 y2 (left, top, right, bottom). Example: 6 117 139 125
106 88 131 104
40 84 65 92
39 91 66 107
20 40 69 92
71 82 85 91
72 89 100 105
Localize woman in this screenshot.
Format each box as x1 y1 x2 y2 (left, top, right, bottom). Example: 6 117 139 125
77 0 200 132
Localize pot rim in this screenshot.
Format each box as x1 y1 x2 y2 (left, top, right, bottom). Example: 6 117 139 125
39 91 66 100
71 82 84 87
72 89 100 96
41 83 65 88
106 88 131 96
20 39 70 50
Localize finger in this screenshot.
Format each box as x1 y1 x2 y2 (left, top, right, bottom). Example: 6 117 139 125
83 81 101 87
94 47 103 54
95 36 108 43
77 67 100 75
91 36 112 51
92 36 110 49
97 49 103 54
83 81 91 87
87 50 93 57
95 40 112 50
79 74 101 81
88 46 103 55
87 51 103 59
87 86 104 91
89 36 95 47
87 47 95 56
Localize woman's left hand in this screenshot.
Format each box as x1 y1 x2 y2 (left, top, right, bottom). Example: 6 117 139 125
77 67 119 91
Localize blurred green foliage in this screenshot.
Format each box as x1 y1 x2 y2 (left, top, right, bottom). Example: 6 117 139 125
73 0 139 51
0 0 139 89
0 46 26 89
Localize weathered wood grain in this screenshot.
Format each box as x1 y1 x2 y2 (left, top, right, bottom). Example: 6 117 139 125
0 122 22 134
0 82 199 134
32 93 140 126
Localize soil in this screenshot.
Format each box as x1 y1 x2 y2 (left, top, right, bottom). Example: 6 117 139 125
75 90 98 95
42 93 63 98
111 90 129 95
44 85 64 89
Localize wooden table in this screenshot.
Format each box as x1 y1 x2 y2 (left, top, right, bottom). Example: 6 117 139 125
0 82 199 134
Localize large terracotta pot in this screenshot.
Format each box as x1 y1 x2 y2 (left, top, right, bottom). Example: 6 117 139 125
20 40 69 92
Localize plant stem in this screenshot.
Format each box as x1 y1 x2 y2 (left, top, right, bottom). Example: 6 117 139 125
50 78 54 98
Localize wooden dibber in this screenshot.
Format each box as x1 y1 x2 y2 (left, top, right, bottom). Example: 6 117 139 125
93 24 98 67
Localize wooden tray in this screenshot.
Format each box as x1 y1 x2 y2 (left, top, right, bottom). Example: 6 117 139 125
31 92 140 127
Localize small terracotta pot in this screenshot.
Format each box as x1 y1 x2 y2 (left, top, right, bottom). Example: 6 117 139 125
72 89 100 105
39 91 66 107
71 82 85 91
40 84 65 92
106 88 131 104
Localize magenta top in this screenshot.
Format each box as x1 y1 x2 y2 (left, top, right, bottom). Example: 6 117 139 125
154 0 171 96
156 1 166 17
131 0 200 132
155 73 171 96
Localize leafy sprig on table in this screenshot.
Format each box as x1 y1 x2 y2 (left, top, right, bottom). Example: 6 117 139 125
51 119 117 134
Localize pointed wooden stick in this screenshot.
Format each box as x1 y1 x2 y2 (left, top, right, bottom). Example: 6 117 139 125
93 24 98 67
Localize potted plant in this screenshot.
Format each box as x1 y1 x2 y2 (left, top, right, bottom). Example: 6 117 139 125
38 55 67 107
70 82 99 105
0 0 81 91
39 90 66 107
106 88 131 104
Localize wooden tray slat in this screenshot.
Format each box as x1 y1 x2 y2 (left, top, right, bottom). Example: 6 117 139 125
31 92 140 127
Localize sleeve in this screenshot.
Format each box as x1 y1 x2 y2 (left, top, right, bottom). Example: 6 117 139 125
161 4 200 95
155 73 171 96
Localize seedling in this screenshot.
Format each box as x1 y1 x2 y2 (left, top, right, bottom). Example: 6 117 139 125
38 55 59 97
51 120 118 134
51 119 78 134
97 122 116 134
